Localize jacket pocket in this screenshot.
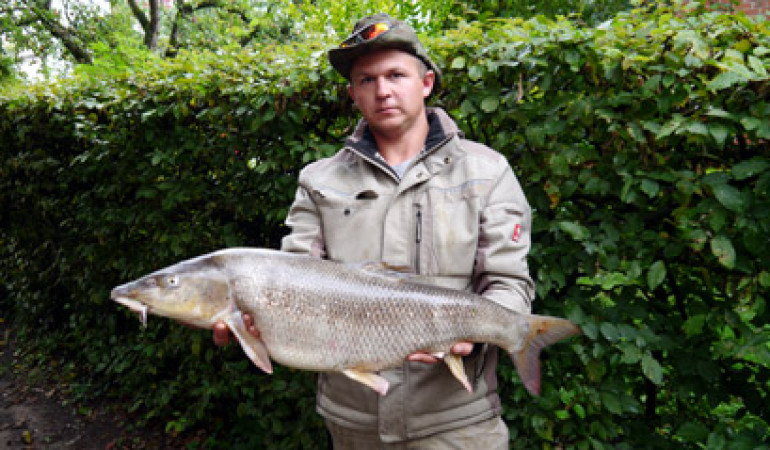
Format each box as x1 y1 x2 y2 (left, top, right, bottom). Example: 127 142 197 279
420 180 487 277
313 187 384 262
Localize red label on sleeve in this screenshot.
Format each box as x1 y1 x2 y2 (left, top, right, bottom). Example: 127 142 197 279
512 224 521 243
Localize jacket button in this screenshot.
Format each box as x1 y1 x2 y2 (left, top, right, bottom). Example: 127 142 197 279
416 172 424 179
344 208 351 216
444 157 451 164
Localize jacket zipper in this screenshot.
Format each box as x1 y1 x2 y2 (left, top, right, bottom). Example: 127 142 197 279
415 206 422 275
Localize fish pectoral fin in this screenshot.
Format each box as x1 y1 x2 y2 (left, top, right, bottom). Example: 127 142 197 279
224 314 273 374
443 353 473 393
342 369 390 396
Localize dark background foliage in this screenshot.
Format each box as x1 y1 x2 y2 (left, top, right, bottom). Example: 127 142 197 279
1 3 768 448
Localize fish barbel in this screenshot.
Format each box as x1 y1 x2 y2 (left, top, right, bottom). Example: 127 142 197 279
111 248 580 396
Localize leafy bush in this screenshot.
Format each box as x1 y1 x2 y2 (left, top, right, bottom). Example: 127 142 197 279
1 2 768 448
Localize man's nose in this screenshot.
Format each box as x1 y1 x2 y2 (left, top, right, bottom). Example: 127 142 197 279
375 77 391 98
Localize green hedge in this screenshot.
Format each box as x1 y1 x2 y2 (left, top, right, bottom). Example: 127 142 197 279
2 3 769 448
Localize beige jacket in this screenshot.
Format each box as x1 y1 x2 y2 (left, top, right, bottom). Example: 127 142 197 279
280 107 534 442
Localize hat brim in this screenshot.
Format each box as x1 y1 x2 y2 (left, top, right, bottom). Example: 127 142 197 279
330 39 420 80
328 29 441 90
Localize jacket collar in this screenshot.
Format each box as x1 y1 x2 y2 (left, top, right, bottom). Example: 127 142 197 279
344 107 463 161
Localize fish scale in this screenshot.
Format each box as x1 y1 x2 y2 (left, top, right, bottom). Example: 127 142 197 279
111 247 580 396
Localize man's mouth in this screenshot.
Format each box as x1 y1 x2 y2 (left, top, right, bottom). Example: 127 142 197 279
376 106 399 114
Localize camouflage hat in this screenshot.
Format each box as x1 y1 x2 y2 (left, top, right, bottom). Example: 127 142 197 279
328 13 441 88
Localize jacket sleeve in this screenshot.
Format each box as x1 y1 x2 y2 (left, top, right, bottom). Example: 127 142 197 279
473 161 535 314
280 176 327 259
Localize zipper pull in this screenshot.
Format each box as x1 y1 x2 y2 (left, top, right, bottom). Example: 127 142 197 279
416 209 422 244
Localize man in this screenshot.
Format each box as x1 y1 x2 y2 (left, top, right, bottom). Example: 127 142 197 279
215 13 535 448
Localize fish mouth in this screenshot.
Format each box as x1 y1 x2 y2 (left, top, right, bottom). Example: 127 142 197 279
112 296 149 327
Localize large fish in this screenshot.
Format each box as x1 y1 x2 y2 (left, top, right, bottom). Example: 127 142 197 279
111 248 580 396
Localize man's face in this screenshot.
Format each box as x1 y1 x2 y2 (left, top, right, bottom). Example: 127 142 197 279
348 49 435 139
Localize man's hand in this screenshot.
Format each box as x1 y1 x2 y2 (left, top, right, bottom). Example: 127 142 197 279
212 313 260 347
407 342 474 364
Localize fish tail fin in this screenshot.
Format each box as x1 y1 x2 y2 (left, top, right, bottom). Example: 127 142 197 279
509 315 581 396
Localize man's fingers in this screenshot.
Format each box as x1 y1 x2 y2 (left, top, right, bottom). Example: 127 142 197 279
408 342 474 364
451 342 474 356
243 313 260 338
213 322 231 347
407 352 440 364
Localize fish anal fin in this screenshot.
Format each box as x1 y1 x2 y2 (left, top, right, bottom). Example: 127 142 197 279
511 315 581 396
343 369 390 396
443 353 473 393
225 313 273 374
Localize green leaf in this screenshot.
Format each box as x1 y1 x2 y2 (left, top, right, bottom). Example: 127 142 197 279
732 157 770 180
656 115 683 139
619 342 642 364
574 404 586 419
600 391 623 415
578 272 636 290
468 65 484 81
459 99 476 117
741 117 759 132
705 107 734 120
707 71 746 91
641 352 663 385
647 260 666 290
682 314 707 337
480 96 499 113
706 433 727 449
708 123 730 146
558 221 590 241
600 322 620 341
685 120 709 136
759 271 770 287
747 55 767 77
640 179 659 198
627 122 646 143
710 235 736 269
711 183 744 212
677 422 710 443
450 56 466 69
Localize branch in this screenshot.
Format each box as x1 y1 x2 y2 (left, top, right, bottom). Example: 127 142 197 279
167 0 249 56
126 0 160 50
146 0 160 50
126 0 150 34
30 4 92 64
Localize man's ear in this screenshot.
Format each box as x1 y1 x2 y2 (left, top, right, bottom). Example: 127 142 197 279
347 83 357 105
422 71 436 99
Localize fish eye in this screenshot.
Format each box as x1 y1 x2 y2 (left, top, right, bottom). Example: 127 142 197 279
167 275 179 287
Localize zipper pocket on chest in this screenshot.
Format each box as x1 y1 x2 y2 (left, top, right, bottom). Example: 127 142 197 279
415 206 422 275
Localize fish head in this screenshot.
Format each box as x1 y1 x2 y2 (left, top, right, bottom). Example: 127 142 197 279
111 257 232 328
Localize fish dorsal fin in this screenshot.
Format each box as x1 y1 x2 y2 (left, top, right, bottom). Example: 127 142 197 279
225 311 273 374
